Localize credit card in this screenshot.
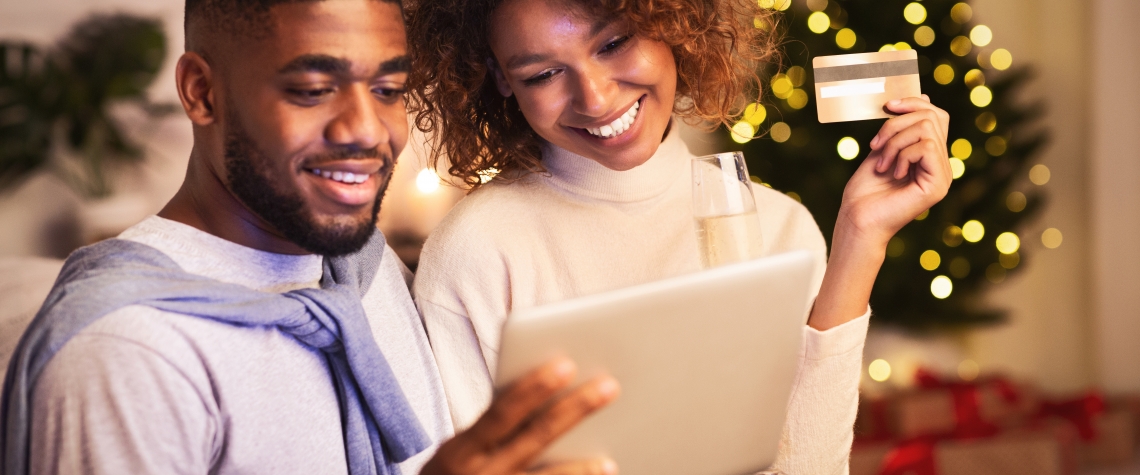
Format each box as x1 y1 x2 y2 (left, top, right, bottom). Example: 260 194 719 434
812 50 921 123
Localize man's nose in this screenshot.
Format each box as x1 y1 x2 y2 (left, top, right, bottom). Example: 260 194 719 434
325 84 387 150
570 68 617 118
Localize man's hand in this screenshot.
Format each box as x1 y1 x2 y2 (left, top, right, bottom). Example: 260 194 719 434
421 358 620 475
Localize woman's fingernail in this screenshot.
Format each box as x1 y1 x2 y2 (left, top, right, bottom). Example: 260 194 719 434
888 99 901 107
871 135 880 147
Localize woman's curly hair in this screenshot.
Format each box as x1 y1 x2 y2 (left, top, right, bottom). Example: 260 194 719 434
405 0 781 188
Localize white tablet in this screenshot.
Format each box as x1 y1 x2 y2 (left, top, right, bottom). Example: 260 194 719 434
495 250 816 475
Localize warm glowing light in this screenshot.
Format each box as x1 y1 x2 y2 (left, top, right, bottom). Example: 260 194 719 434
1029 164 1050 185
806 0 828 11
949 158 965 179
950 36 972 56
416 168 441 193
771 74 794 99
999 252 1020 269
951 139 973 159
836 28 857 49
787 89 809 109
904 3 927 25
787 66 806 87
970 86 993 107
887 236 906 257
991 49 1013 70
880 44 898 52
1006 192 1026 212
996 232 1021 254
943 225 964 247
477 167 500 184
986 263 1007 283
869 359 892 382
970 25 993 47
962 220 985 243
920 250 941 271
931 275 953 299
1042 228 1063 248
986 136 1007 156
770 122 792 143
744 103 767 126
786 191 802 203
976 112 997 133
915 209 930 221
964 69 986 88
759 0 791 11
894 42 913 51
808 12 831 34
933 64 955 85
914 26 936 47
837 137 860 160
731 121 755 144
950 3 973 23
753 16 768 30
958 360 980 381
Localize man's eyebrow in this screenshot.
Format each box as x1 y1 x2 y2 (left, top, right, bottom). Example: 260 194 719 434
378 55 410 75
278 54 351 74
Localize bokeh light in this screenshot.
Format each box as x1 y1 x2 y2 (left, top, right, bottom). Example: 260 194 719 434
787 89 810 109
770 122 792 143
759 0 792 11
986 136 1008 156
971 86 993 107
975 112 997 133
970 25 993 47
731 121 755 144
837 137 860 160
943 225 964 247
915 209 930 221
931 275 953 299
958 360 980 381
806 0 828 11
933 64 955 85
786 66 806 87
416 168 441 194
920 250 941 271
999 252 1020 269
880 44 898 52
904 3 927 25
869 359 892 382
951 138 973 159
836 28 857 49
996 232 1021 254
771 74 794 99
950 3 973 23
949 158 965 179
743 103 767 126
962 220 985 242
949 257 971 278
1006 191 1026 212
895 42 913 51
887 236 906 257
1029 164 1051 185
1042 228 1063 248
808 12 831 34
950 36 972 56
991 48 1013 70
914 26 936 47
964 69 986 88
986 263 1007 283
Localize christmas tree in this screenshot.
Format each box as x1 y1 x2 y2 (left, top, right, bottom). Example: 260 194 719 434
725 0 1049 329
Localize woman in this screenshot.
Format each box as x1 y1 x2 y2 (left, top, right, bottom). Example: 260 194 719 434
405 0 951 472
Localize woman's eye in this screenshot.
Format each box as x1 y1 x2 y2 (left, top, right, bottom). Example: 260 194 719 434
600 35 632 54
523 70 557 86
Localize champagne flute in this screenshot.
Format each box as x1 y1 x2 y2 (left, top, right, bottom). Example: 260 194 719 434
692 151 764 269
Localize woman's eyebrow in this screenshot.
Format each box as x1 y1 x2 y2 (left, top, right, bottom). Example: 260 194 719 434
589 17 617 37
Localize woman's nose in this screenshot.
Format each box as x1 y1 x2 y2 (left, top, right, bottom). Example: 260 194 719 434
570 69 617 118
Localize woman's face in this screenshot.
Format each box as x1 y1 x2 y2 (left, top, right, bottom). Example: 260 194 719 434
488 0 677 171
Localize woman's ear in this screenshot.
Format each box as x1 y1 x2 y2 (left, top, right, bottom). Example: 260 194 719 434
175 52 217 126
487 58 514 98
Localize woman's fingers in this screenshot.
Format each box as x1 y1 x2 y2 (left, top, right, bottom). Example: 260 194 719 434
528 458 619 475
875 117 941 173
894 137 949 186
870 98 948 150
491 375 620 472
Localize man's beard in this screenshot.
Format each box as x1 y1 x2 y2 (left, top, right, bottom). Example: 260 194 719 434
223 114 389 257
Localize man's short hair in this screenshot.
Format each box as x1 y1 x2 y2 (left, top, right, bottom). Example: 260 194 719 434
184 0 401 52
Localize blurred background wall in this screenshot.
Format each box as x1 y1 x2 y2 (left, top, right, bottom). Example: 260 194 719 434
0 0 1136 396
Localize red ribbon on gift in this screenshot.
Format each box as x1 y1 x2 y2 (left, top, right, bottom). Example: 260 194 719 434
913 368 1004 439
879 436 938 475
1034 391 1105 441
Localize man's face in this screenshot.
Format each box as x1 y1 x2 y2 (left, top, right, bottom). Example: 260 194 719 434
214 0 408 256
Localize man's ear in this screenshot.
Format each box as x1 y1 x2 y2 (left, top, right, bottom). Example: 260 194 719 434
487 58 513 98
176 52 217 126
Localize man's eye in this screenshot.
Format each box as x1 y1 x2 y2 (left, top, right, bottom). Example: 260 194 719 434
523 70 557 86
374 87 407 100
287 88 334 99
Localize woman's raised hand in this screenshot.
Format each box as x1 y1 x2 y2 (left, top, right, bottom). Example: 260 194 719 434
838 95 952 248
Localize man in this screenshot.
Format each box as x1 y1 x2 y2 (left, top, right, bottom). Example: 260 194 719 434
0 1 618 474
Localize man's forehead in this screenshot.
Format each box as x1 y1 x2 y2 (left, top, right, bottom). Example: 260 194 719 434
259 0 407 75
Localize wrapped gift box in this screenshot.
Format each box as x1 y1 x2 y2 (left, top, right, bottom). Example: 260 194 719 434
892 383 1027 438
1079 409 1136 467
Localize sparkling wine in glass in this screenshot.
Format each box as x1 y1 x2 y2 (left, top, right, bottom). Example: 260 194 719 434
692 151 764 269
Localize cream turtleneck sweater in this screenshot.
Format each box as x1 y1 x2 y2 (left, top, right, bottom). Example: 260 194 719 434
413 126 869 475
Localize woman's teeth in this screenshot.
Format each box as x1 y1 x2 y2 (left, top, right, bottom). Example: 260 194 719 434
310 168 369 184
586 101 639 139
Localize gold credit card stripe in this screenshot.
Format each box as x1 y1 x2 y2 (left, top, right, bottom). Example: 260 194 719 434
813 59 919 83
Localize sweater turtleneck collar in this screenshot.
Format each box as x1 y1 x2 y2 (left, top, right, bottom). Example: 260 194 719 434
540 121 693 202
